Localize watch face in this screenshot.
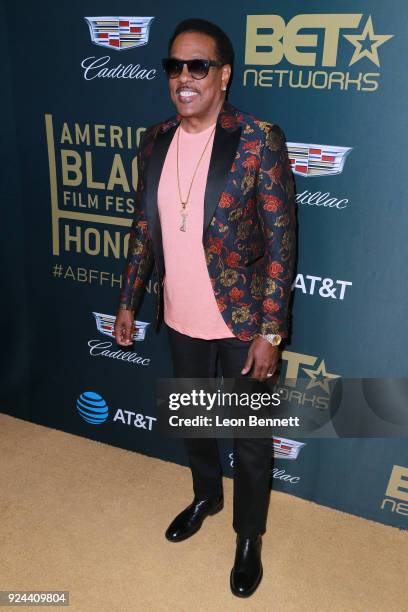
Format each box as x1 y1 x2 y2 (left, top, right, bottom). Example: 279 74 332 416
273 335 282 346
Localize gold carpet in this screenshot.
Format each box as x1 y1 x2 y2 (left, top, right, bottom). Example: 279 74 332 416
0 413 406 612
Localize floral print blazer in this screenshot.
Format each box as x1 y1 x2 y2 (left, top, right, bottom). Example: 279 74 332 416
118 100 297 342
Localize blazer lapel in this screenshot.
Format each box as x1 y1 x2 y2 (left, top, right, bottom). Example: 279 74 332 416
203 121 241 236
144 100 242 275
145 124 178 277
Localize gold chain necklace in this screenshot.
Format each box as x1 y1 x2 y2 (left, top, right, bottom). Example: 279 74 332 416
176 122 216 232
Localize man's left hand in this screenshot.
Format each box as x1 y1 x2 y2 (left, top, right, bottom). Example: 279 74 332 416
241 336 280 381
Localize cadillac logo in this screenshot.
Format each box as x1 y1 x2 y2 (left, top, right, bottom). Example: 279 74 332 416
272 436 306 460
92 312 150 341
84 16 154 50
287 142 352 177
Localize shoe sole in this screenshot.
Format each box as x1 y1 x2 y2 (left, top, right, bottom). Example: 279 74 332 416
165 500 224 543
230 564 263 598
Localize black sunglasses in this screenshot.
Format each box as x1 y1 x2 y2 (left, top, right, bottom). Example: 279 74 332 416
161 57 224 80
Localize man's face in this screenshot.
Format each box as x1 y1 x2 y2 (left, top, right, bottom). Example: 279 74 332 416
167 32 230 120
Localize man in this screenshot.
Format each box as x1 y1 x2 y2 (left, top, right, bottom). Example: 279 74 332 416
114 18 296 598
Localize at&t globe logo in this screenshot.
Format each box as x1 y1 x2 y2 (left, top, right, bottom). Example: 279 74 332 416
76 391 109 424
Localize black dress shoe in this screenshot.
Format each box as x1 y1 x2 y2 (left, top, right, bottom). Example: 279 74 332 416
165 494 224 542
230 535 263 598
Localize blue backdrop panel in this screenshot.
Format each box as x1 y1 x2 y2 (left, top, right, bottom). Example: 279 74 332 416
1 0 407 530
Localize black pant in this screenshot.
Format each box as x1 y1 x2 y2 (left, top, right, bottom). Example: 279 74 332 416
166 325 273 537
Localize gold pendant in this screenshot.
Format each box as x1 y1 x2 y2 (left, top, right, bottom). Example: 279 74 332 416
180 211 187 232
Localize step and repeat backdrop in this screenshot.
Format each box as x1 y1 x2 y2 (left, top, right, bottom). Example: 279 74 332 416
2 1 408 529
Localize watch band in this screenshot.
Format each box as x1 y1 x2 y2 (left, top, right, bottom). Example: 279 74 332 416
260 333 282 346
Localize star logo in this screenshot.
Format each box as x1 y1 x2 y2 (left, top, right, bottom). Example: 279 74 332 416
343 16 393 67
302 360 340 394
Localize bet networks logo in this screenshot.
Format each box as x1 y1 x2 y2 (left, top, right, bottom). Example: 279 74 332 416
380 465 408 517
276 350 340 415
81 16 156 80
281 350 340 395
244 14 394 92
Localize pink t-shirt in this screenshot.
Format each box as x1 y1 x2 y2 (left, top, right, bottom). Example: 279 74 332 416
157 121 235 339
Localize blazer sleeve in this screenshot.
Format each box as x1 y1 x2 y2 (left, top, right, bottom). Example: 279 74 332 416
117 130 155 313
255 124 297 339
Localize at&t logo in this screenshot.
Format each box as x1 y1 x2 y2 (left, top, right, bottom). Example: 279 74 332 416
76 391 156 430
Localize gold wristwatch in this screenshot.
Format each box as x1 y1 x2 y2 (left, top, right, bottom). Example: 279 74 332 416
261 333 282 346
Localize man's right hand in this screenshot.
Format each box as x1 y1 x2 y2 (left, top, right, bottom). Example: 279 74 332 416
114 308 135 347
